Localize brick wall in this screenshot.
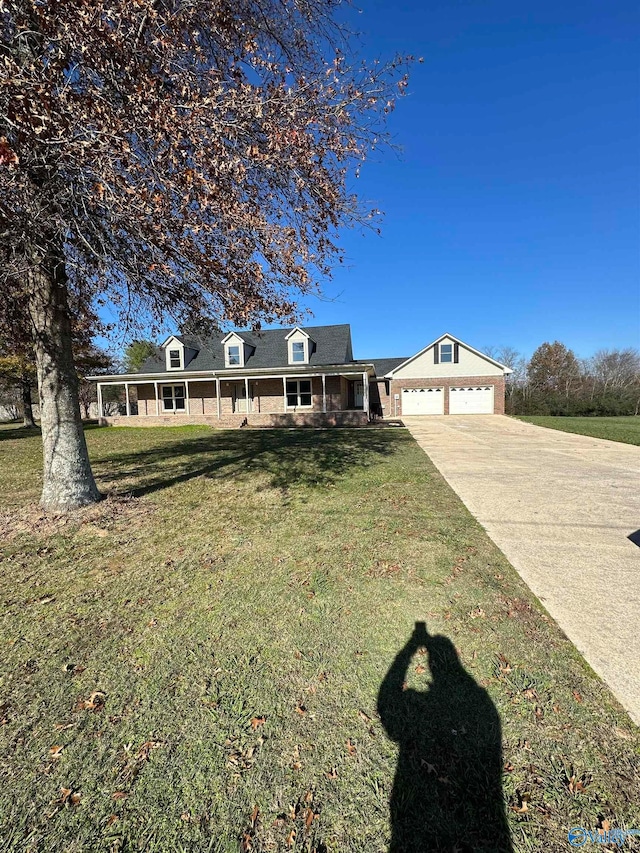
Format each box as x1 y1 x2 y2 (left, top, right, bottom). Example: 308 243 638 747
99 411 368 428
130 377 351 418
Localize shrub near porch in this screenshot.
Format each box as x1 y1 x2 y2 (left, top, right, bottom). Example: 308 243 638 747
0 424 638 852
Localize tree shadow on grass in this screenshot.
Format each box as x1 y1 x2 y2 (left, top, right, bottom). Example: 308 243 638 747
0 424 42 441
378 622 513 853
92 428 410 497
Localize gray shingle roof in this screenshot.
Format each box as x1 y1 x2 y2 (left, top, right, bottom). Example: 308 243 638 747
138 324 355 373
354 357 409 378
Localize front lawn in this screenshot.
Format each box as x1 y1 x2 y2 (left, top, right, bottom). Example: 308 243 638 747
516 415 640 446
0 424 638 852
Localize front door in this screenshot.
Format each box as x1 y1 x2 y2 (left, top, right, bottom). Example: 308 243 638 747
234 383 253 414
354 382 364 409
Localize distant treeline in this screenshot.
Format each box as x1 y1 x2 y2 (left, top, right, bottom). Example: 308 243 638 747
485 342 640 417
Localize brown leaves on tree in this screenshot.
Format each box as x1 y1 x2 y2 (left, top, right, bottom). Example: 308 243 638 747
1 0 413 336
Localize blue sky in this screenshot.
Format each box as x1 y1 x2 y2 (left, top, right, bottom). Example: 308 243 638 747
301 0 639 360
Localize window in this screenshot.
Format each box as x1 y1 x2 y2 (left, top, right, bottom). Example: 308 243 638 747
168 349 182 369
162 384 185 411
440 343 453 363
227 345 241 366
291 341 306 363
286 379 312 408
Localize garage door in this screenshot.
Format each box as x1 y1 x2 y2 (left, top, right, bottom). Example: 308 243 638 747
402 387 444 415
449 386 494 414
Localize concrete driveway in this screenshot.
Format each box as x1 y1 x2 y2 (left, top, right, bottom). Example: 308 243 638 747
403 415 640 725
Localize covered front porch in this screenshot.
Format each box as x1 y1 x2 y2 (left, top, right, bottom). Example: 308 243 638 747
95 369 371 428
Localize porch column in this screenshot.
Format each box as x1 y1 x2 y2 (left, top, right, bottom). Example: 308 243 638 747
216 377 221 419
154 381 159 416
244 377 250 415
185 380 190 415
322 374 327 413
282 376 287 412
97 383 103 419
125 382 130 416
362 371 369 417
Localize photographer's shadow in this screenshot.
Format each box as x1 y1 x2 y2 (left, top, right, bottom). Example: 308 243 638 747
377 623 513 852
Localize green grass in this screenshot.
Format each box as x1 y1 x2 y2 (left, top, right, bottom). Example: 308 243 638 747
0 423 639 852
516 415 640 446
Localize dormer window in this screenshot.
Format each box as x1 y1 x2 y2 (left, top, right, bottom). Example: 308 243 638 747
291 341 305 363
285 327 311 365
222 332 247 368
165 339 184 370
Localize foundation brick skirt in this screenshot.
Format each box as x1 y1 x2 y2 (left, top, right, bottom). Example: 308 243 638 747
99 411 368 428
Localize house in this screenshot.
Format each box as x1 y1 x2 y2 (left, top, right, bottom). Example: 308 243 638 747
89 326 511 426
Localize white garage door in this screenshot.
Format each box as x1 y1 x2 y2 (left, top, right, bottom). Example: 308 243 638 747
449 386 494 414
402 387 444 415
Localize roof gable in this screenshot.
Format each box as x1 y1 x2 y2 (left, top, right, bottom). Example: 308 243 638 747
385 333 512 377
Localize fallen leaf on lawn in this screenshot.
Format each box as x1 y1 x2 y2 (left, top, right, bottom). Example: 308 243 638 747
250 716 265 730
504 762 515 772
76 690 106 711
325 767 338 779
512 792 530 813
534 706 544 719
63 663 86 675
523 689 537 701
415 664 426 674
599 819 611 833
572 691 583 703
49 745 64 760
469 607 486 619
345 739 357 756
295 703 307 716
136 740 161 761
251 805 259 827
58 787 81 806
180 812 191 822
286 829 296 848
568 775 586 794
358 710 371 725
106 814 119 826
54 722 74 731
37 595 55 605
111 791 128 800
304 808 315 830
497 654 512 675
0 702 10 725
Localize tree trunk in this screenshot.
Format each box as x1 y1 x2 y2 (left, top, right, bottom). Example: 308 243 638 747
28 250 101 511
21 374 35 428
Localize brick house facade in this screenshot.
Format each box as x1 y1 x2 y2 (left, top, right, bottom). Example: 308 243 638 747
90 327 511 427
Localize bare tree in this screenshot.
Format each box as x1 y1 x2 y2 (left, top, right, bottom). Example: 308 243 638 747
1 1 412 510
